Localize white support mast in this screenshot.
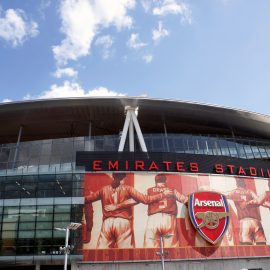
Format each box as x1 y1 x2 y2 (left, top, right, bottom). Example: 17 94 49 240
118 106 147 152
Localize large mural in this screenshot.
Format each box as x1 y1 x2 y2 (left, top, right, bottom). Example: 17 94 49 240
82 172 270 261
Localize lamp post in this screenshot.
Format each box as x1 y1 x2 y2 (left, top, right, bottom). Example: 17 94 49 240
155 234 173 270
55 222 82 270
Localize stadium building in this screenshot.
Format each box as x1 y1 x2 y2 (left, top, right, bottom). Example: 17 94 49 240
0 97 270 270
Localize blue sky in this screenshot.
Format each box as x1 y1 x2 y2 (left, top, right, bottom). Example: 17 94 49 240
1 0 270 115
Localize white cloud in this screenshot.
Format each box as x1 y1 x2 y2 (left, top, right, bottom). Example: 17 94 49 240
141 0 151 12
127 33 147 49
95 35 113 47
0 6 38 47
153 0 192 23
95 35 114 59
38 0 52 19
143 54 153 63
2 98 12 103
53 0 135 65
53 67 78 78
94 0 135 29
24 81 126 100
152 21 169 43
88 87 125 97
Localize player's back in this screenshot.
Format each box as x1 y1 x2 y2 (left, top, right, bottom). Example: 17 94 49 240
101 185 133 220
232 188 261 220
147 186 177 216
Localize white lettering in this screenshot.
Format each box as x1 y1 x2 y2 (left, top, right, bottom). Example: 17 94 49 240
194 198 224 207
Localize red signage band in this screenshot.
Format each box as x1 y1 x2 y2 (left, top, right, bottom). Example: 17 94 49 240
76 152 270 178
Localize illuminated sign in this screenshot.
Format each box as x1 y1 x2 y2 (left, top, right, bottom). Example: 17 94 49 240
76 152 270 178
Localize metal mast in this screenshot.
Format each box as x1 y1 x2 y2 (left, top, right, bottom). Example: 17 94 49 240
118 106 147 152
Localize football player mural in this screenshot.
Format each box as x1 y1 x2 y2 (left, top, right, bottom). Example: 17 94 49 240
82 173 270 261
225 178 266 245
84 173 172 249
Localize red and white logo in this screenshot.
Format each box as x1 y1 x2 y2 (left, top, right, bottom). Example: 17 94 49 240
188 191 230 244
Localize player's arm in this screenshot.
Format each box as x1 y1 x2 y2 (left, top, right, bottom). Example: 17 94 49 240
223 190 235 200
174 190 188 204
262 200 270 209
247 193 267 207
238 190 259 209
85 189 101 203
104 198 138 212
128 186 172 204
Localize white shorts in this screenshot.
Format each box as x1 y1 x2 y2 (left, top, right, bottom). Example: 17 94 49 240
240 218 266 244
97 217 134 249
143 213 179 248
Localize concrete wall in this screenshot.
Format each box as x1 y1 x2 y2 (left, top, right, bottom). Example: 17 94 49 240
74 258 270 270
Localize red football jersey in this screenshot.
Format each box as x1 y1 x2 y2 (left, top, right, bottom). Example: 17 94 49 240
147 187 187 216
226 188 261 220
85 184 164 220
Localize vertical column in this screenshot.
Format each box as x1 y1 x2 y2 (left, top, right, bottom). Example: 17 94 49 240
64 228 70 270
230 126 241 158
129 117 134 152
130 111 147 152
12 125 23 169
118 110 131 152
163 120 170 152
35 262 40 270
88 121 92 151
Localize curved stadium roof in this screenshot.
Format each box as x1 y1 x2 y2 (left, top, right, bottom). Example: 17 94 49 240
0 97 270 144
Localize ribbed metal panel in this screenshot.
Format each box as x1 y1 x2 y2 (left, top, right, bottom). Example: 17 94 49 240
0 97 270 143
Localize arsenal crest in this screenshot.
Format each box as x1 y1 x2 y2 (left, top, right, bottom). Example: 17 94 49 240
188 191 230 244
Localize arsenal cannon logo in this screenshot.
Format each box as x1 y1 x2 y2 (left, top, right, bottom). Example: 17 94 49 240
188 191 230 244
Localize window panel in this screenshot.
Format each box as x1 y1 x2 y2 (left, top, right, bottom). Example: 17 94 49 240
53 230 66 238
16 245 35 255
54 205 71 213
22 174 37 184
2 222 18 231
2 230 17 239
54 221 70 228
29 143 41 158
235 143 247 158
251 145 262 158
20 206 37 222
264 145 270 158
18 230 35 239
37 213 53 222
36 222 53 230
258 145 268 158
41 143 52 156
226 140 238 157
0 148 10 163
19 222 35 230
54 213 70 221
4 206 19 215
36 230 52 238
38 205 54 214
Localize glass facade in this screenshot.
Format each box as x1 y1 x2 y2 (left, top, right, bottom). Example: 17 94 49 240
0 133 270 175
0 174 83 258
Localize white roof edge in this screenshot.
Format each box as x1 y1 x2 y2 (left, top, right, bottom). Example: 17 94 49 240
0 96 269 120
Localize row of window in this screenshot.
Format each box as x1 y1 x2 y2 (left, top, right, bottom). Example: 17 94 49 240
0 174 83 199
0 134 270 174
0 203 83 256
0 237 81 256
0 173 84 256
0 204 82 226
